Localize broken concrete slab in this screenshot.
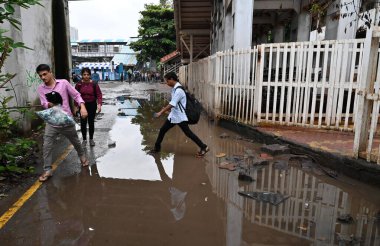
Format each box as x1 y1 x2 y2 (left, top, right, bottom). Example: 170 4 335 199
261 144 290 156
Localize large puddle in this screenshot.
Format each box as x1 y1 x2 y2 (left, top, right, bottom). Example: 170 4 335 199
94 91 380 245
1 85 379 246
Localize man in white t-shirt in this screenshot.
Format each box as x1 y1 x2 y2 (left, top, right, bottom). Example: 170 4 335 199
152 72 209 157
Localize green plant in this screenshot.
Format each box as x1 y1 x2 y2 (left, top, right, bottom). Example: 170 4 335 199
0 1 42 174
0 137 36 173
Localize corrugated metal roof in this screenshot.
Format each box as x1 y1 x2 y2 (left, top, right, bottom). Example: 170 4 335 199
112 46 138 66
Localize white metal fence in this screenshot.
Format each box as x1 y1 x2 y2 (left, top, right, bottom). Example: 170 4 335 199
179 30 380 163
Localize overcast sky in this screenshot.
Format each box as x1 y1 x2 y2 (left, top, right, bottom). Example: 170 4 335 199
69 0 159 40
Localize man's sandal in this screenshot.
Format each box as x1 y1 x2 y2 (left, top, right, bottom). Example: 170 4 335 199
196 146 210 157
39 170 53 182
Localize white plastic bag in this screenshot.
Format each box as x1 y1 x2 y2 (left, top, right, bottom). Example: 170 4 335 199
36 105 76 127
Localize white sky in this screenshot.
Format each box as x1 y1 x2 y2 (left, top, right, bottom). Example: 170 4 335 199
69 0 159 40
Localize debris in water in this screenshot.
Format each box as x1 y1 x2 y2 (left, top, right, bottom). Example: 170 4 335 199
238 191 289 205
238 172 254 182
205 197 208 202
251 158 269 167
336 233 361 245
219 162 237 171
0 193 8 198
219 133 229 139
244 149 256 158
337 214 354 224
108 141 116 148
89 228 94 231
201 182 206 186
298 225 308 231
304 200 310 210
260 153 273 160
215 153 226 158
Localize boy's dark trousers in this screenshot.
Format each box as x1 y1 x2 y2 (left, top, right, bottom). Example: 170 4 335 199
155 119 206 151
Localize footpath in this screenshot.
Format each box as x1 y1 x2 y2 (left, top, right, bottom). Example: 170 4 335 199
219 120 380 187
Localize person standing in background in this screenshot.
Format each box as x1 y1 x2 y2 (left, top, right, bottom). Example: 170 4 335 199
75 68 103 147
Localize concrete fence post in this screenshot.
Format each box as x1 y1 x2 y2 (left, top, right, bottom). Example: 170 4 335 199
353 25 380 158
214 52 223 120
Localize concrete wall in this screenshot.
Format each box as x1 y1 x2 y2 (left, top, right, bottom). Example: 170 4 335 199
326 0 362 40
1 0 70 133
232 0 254 49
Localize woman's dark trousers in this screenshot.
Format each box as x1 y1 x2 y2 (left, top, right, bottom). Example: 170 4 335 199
80 101 97 140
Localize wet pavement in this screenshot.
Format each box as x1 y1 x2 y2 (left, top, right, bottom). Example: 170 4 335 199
1 82 380 245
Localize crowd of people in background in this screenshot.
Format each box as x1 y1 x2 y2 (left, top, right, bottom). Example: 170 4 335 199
72 69 162 83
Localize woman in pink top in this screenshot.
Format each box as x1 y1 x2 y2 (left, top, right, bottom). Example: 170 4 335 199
75 68 103 146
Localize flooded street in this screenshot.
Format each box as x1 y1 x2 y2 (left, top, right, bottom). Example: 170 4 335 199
1 82 380 245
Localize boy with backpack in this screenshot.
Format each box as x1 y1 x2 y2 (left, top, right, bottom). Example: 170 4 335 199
152 72 209 157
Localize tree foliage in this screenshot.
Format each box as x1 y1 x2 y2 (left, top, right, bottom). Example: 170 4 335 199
308 0 378 33
129 3 176 64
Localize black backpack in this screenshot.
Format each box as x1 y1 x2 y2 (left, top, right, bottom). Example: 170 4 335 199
175 86 202 124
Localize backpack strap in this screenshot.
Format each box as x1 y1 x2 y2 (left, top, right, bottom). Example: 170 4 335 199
174 86 186 113
93 82 97 102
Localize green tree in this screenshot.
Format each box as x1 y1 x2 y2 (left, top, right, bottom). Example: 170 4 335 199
129 3 176 64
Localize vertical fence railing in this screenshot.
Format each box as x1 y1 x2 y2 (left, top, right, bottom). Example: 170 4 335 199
178 37 380 163
256 40 364 130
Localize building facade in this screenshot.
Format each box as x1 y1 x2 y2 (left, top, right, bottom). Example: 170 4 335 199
1 0 72 132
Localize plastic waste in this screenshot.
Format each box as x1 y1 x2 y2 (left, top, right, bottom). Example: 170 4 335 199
36 105 75 127
238 191 289 205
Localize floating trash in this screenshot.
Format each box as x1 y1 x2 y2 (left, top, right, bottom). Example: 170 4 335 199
238 191 289 205
215 153 226 158
336 233 361 245
238 172 254 182
219 162 237 171
337 214 354 224
108 141 116 148
260 153 273 160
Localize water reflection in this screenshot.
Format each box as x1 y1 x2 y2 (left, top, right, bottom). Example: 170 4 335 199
195 119 380 245
104 91 380 245
96 93 174 180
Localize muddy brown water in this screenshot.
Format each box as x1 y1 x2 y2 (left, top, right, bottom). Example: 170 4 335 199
0 87 379 246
